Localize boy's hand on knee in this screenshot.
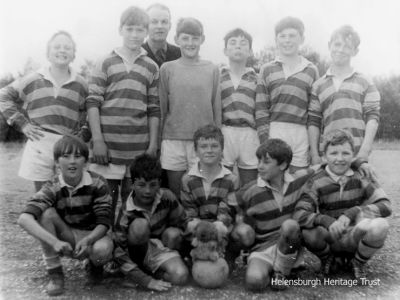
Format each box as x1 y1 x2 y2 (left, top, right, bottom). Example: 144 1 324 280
329 219 347 240
53 240 73 257
147 279 172 291
74 237 90 260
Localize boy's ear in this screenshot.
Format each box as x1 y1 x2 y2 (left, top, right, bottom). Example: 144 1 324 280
352 47 359 56
279 161 288 171
200 35 205 45
174 35 179 45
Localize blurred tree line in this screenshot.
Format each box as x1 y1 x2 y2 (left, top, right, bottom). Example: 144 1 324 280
1 48 399 141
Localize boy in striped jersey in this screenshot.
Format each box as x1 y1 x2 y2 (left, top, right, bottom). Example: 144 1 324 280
220 28 259 186
256 17 319 172
86 7 160 225
293 130 391 281
113 154 188 291
237 139 314 291
308 25 380 166
17 135 113 296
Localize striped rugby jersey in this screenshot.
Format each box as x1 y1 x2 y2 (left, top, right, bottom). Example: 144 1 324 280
23 171 112 230
308 70 380 154
256 58 319 143
86 49 160 165
237 169 314 250
181 164 239 227
293 166 391 229
0 67 88 134
220 66 258 128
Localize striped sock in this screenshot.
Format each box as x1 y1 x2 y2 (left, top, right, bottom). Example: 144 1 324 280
43 254 62 270
273 248 298 276
355 239 383 263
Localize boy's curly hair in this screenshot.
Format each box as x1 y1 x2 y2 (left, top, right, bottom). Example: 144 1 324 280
130 153 162 182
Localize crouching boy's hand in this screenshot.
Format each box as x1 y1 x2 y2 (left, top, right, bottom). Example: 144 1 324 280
147 278 172 291
74 237 91 259
53 240 73 257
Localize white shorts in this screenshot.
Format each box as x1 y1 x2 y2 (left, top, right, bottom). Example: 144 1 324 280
89 163 130 180
160 140 197 171
144 238 180 273
269 122 309 168
18 131 62 181
222 126 259 169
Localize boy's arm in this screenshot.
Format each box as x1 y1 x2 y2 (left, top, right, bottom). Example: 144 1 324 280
307 83 323 165
255 68 270 144
146 67 161 156
217 174 239 228
166 191 188 230
180 176 201 232
74 224 108 259
159 64 169 132
211 66 222 127
86 58 108 165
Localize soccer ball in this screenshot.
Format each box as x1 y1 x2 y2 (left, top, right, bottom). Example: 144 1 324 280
191 258 229 288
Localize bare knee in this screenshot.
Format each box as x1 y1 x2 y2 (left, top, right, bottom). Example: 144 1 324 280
162 258 189 285
245 266 269 292
128 218 150 245
365 218 390 243
90 236 114 266
280 219 300 236
162 227 182 250
303 227 328 251
232 223 255 248
39 208 59 225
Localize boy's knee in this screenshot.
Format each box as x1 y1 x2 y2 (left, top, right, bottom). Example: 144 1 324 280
280 219 300 236
232 223 255 248
366 218 390 242
164 260 189 285
90 236 114 266
303 227 328 250
39 208 59 224
245 268 268 292
128 218 150 245
162 227 182 250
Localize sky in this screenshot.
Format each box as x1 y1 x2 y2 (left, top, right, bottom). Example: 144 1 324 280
1 0 400 77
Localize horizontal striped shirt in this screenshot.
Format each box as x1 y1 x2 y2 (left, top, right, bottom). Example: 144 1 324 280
256 58 319 143
181 164 239 227
308 70 381 154
113 188 187 281
237 169 314 250
220 66 258 128
0 67 88 134
86 49 160 165
293 166 391 229
23 171 112 230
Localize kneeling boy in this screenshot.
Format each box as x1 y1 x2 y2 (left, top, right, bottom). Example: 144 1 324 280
293 129 391 280
18 135 114 296
113 154 188 291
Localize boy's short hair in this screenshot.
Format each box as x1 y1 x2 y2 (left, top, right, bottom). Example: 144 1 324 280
176 17 203 36
53 135 89 161
130 153 162 182
275 16 305 36
323 129 355 153
120 6 149 28
256 139 292 169
223 28 253 49
47 30 76 58
329 25 360 50
193 124 224 150
146 3 171 17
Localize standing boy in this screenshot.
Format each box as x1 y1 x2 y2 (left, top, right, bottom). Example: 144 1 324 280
308 25 380 165
17 135 113 296
142 3 181 67
159 18 222 197
256 17 319 172
220 28 260 186
293 129 391 281
113 154 188 291
86 7 160 223
237 139 315 291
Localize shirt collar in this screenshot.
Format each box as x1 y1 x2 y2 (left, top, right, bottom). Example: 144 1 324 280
220 65 256 76
38 65 77 86
274 55 311 71
58 170 92 192
113 47 147 63
257 171 294 193
126 190 162 213
188 162 232 180
325 165 354 182
324 67 358 80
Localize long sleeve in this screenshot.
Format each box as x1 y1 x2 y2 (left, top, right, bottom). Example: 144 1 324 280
255 69 270 143
180 177 199 220
159 64 169 130
86 57 107 110
147 66 161 119
92 177 112 228
307 82 323 129
362 78 380 123
211 66 222 127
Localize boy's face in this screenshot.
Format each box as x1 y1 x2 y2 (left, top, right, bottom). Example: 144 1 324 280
56 152 86 186
195 137 223 166
120 24 148 52
324 142 354 176
329 36 358 67
275 28 304 57
133 178 160 207
175 33 204 59
257 153 286 182
47 34 75 67
148 7 171 43
224 35 252 63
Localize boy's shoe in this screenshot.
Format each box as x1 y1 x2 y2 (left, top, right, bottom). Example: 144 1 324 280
351 259 367 280
320 255 335 275
46 267 65 296
85 259 104 285
270 271 287 291
103 260 122 276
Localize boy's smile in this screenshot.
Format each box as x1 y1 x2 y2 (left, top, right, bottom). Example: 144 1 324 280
175 33 204 59
324 142 354 176
257 153 285 182
120 24 148 52
56 152 86 187
275 28 304 57
329 36 358 67
48 34 75 67
133 178 160 208
195 138 222 166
